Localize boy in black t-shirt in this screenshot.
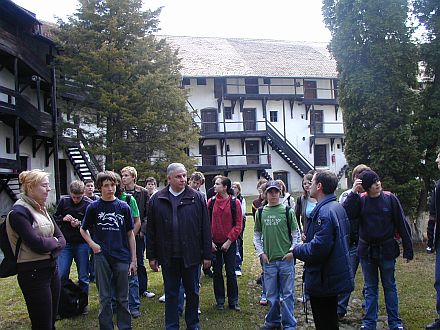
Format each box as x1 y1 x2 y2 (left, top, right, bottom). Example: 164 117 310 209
80 171 136 330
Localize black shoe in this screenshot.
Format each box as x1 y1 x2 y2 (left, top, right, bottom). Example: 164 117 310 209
215 303 224 310
228 304 241 311
260 324 281 330
131 310 141 318
203 268 214 278
427 320 440 330
256 276 262 285
81 306 90 315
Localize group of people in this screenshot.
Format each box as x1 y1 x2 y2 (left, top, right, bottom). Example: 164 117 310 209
6 152 440 330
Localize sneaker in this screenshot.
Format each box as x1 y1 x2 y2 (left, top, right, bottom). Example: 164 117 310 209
228 304 241 311
131 310 141 318
260 324 281 330
158 294 165 303
215 303 225 310
143 291 155 298
426 319 440 329
259 297 268 306
198 307 201 315
81 306 90 315
235 270 242 276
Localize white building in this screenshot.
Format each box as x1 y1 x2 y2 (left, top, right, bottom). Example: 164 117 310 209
165 36 348 194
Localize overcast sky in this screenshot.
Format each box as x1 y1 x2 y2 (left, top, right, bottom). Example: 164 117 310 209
11 0 331 43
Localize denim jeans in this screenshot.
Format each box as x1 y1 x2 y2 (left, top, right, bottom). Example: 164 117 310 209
235 239 243 272
128 274 140 313
435 239 440 316
58 242 90 294
136 235 148 295
95 253 131 330
263 260 297 329
337 243 359 315
360 256 402 330
162 258 200 330
213 242 238 306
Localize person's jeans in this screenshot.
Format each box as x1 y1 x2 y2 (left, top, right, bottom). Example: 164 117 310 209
58 242 90 294
337 243 359 316
213 242 238 306
435 239 440 316
360 256 402 330
95 253 131 330
235 239 243 272
136 235 148 295
263 260 297 329
162 258 200 330
18 264 60 330
178 267 201 315
128 274 140 313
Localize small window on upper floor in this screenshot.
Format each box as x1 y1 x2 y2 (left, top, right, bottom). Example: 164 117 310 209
196 78 207 85
182 78 191 86
269 111 278 122
6 137 12 154
224 107 233 120
263 78 271 85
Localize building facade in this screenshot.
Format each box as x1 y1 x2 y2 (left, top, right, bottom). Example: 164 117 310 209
165 36 348 194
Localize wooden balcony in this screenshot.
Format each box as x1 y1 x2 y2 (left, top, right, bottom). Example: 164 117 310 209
0 86 53 137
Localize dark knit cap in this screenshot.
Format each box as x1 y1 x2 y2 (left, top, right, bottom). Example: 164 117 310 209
359 170 380 191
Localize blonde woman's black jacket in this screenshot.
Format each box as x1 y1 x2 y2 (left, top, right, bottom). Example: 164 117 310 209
428 180 440 249
146 185 212 268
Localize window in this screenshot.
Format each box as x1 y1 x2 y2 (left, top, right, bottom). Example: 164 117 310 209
245 78 259 94
196 78 206 85
6 137 11 154
224 107 232 119
182 78 190 86
263 78 271 85
269 111 278 122
304 80 317 99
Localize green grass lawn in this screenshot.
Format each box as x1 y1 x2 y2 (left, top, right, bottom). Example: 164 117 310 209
0 218 437 329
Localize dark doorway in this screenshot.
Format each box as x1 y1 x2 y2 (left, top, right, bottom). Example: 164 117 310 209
246 140 259 165
314 145 327 167
243 108 256 131
310 109 323 134
273 171 289 192
304 80 317 99
59 159 68 195
201 109 218 133
201 145 217 166
245 78 259 94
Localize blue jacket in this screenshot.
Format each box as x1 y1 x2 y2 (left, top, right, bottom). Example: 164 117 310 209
293 193 354 297
146 185 212 268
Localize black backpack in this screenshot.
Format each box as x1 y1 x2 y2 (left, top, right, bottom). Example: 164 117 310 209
208 195 237 226
258 205 293 242
58 279 88 319
0 213 21 278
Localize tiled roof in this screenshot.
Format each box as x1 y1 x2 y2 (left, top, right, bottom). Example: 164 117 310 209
162 35 337 79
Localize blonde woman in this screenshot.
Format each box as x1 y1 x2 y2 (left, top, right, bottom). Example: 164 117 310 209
6 169 66 330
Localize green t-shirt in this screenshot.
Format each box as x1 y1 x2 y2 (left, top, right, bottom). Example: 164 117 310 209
254 203 298 261
119 192 140 218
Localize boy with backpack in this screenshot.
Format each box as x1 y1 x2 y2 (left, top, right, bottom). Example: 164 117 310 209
253 180 300 330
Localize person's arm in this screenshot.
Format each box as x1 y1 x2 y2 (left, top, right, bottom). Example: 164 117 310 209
127 230 137 274
199 195 212 269
391 194 414 261
293 215 335 263
241 197 246 217
427 187 437 250
9 208 63 254
146 196 160 271
222 199 243 251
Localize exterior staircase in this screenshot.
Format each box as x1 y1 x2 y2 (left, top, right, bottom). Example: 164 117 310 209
266 123 314 177
0 175 20 202
259 169 272 181
337 164 349 181
65 143 99 182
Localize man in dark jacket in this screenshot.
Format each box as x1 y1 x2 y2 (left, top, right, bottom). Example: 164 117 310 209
343 169 412 330
292 170 353 330
147 163 212 330
426 152 440 330
54 180 92 312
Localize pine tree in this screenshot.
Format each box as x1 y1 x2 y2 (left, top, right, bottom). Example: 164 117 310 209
55 0 198 182
322 0 422 223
